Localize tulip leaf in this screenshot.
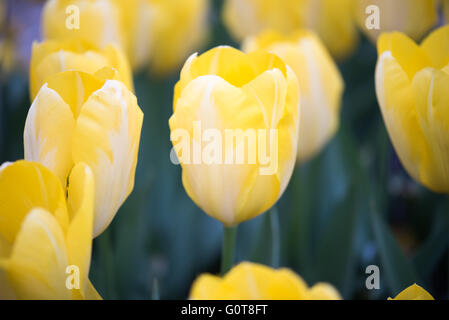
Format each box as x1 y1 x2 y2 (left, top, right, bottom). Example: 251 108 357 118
413 208 449 278
370 207 420 295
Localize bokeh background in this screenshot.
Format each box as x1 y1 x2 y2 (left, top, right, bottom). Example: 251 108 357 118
0 0 447 300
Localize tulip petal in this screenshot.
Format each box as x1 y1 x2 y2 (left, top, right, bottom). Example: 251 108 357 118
189 274 223 299
223 263 308 299
2 208 70 300
375 51 431 188
45 70 106 118
412 67 449 192
390 283 434 300
0 161 69 244
421 25 449 69
24 84 76 186
42 0 125 49
308 283 342 300
0 234 15 299
378 32 430 80
73 80 143 236
66 163 95 295
82 280 102 300
171 75 264 225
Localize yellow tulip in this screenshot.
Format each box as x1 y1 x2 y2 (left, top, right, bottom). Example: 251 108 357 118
0 160 101 300
42 0 125 50
243 30 344 162
24 70 144 236
388 284 434 300
115 0 210 74
29 39 133 100
189 262 341 299
223 0 358 60
375 25 449 193
354 0 439 43
169 46 299 226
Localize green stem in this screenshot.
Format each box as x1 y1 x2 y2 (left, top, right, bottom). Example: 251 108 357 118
270 207 280 268
221 225 237 275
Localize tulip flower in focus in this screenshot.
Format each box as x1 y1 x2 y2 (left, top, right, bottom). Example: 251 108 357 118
0 161 101 300
223 0 358 60
24 70 144 236
354 0 439 43
115 0 210 74
375 25 449 193
388 284 434 300
243 30 344 163
189 262 341 299
30 39 133 99
42 0 125 50
169 46 300 226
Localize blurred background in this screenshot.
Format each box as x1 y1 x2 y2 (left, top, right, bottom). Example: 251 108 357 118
0 0 448 300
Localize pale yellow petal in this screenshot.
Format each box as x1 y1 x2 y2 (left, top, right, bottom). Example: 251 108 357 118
411 67 449 192
24 84 76 186
375 51 431 190
73 80 143 236
66 163 95 295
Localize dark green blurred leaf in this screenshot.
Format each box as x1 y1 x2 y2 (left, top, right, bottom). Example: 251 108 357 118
370 207 419 295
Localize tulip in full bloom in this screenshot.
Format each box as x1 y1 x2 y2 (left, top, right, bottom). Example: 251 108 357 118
0 161 101 299
190 262 341 299
354 0 438 43
388 284 434 300
24 70 144 236
169 46 300 226
375 25 449 193
42 0 125 50
243 30 344 162
30 39 133 100
223 0 358 60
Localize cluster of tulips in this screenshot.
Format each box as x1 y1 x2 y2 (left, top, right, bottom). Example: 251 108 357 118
0 0 446 300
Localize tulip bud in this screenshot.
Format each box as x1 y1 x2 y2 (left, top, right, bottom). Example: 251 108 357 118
169 46 300 226
0 161 101 299
115 0 210 74
223 0 358 60
189 262 341 299
24 70 144 236
30 39 133 100
375 25 449 193
42 0 125 50
243 30 344 163
388 284 434 300
354 0 439 43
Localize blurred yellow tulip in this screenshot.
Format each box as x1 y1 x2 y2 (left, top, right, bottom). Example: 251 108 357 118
115 0 210 74
42 0 125 50
190 262 341 299
223 0 358 60
24 70 144 236
243 30 344 162
30 39 133 100
354 0 439 43
388 284 434 300
0 160 101 300
169 46 299 226
375 25 449 193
